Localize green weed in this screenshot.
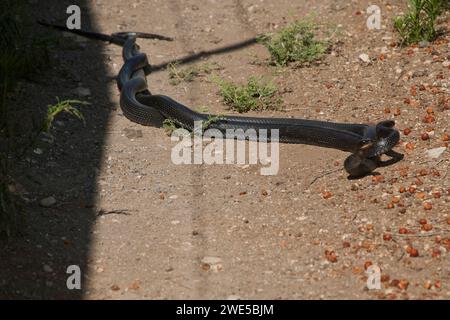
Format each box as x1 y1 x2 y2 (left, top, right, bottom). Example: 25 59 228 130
213 76 280 113
257 20 327 66
394 0 446 45
168 62 221 85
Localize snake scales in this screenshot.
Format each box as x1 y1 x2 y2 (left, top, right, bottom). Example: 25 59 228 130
39 21 403 177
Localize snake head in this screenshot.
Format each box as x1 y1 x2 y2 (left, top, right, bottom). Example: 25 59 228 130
363 120 400 158
345 120 402 177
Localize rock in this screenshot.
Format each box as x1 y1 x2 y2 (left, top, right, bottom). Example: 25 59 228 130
39 196 57 208
418 41 430 48
75 86 91 97
128 281 140 290
358 53 370 63
201 256 223 272
427 147 446 159
74 35 88 43
412 70 428 78
443 61 450 68
43 265 53 273
247 5 257 13
227 295 242 300
123 128 143 139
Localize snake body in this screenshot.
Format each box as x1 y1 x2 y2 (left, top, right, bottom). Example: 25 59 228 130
119 38 402 176
39 22 403 177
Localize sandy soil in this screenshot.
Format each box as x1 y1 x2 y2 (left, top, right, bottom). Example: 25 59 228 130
0 0 449 299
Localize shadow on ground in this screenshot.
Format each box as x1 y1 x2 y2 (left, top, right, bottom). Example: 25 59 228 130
0 0 263 299
0 0 109 299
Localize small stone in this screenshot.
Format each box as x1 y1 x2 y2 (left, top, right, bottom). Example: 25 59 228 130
39 196 56 208
33 148 43 155
75 86 91 97
398 279 409 290
227 295 242 300
325 250 338 263
128 281 140 290
418 41 430 48
247 5 257 13
201 256 223 272
426 147 446 159
123 128 143 139
74 35 88 44
412 70 428 77
358 53 370 63
43 265 53 273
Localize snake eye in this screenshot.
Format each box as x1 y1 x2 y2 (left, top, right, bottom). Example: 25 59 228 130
355 139 375 157
357 139 374 150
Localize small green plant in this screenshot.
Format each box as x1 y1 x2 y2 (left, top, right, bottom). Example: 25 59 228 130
0 0 56 238
202 114 224 131
191 114 225 136
394 0 445 45
43 98 88 133
163 118 183 135
195 106 210 113
0 98 87 239
0 177 21 238
213 76 280 113
258 20 327 66
168 62 220 85
164 113 224 136
14 98 88 156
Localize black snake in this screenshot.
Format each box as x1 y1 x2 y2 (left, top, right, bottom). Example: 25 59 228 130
39 21 403 177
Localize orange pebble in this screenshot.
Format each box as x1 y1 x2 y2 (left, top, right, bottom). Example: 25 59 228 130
322 191 333 199
405 142 415 150
423 202 433 210
421 133 429 140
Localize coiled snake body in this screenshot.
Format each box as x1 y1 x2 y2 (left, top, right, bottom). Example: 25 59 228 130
40 22 403 177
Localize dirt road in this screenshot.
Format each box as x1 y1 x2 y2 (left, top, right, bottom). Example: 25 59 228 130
1 0 448 299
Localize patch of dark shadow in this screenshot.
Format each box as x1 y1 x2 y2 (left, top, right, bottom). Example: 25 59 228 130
0 0 112 299
148 37 259 72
